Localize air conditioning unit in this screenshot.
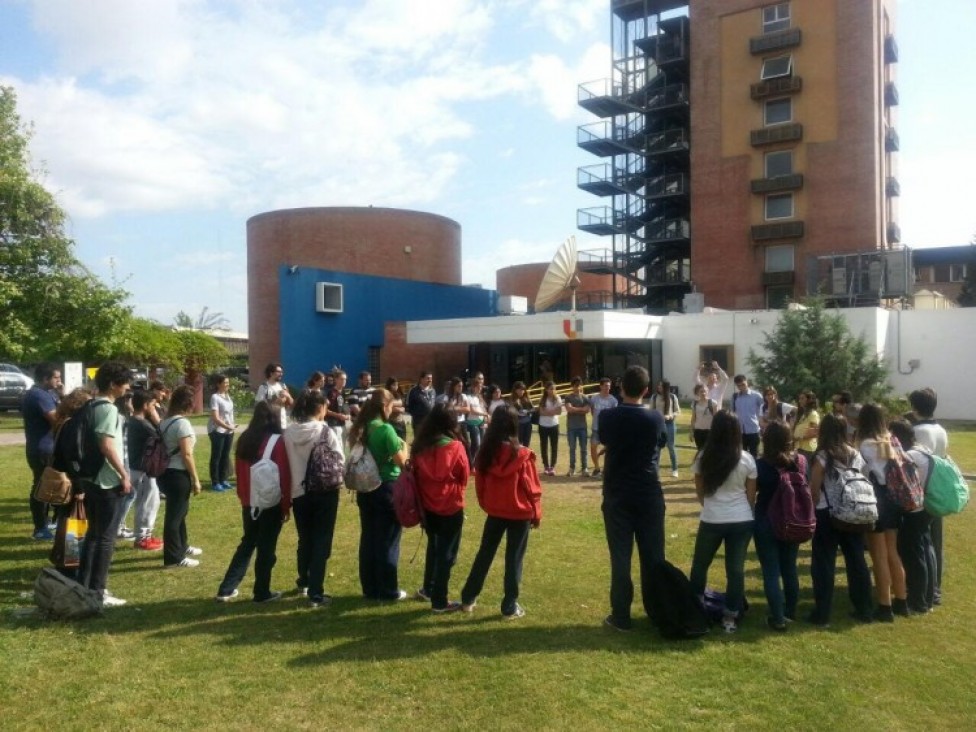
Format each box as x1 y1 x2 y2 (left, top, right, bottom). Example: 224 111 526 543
315 282 343 313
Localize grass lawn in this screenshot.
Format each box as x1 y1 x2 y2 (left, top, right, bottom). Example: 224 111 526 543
1 426 975 729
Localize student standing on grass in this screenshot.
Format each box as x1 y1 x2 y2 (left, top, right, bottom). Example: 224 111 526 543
731 375 764 458
689 410 757 634
22 362 62 540
599 366 667 632
650 380 680 478
127 390 163 551
588 377 618 478
158 385 204 569
908 387 948 606
411 403 470 612
537 381 563 476
460 405 542 619
689 384 718 450
216 401 291 603
508 381 535 450
207 374 237 492
563 376 590 477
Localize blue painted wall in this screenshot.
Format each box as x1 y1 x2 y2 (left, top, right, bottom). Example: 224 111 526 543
277 266 495 381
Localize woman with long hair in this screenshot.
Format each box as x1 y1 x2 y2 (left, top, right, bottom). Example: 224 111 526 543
760 385 794 431
463 372 489 465
651 380 681 478
306 371 326 392
792 390 820 476
349 388 409 600
537 381 563 476
857 403 909 621
215 401 291 602
159 385 203 568
207 373 237 492
807 413 873 626
460 405 542 619
283 389 344 607
753 421 803 630
689 410 757 633
507 381 535 449
411 403 470 612
689 383 718 450
385 376 408 442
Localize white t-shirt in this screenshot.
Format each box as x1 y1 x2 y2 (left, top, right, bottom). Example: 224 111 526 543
161 416 195 471
858 437 891 485
589 393 618 434
691 398 719 431
256 381 289 429
538 397 562 428
913 423 948 458
692 451 757 524
208 392 235 434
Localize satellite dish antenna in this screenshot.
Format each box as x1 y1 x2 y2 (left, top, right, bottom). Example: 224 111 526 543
534 236 581 313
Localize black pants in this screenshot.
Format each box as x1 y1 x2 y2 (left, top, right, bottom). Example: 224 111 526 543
518 420 533 450
692 429 709 450
208 432 234 485
293 490 340 600
159 469 192 566
79 482 124 597
461 516 531 615
538 425 559 469
26 450 50 532
422 509 465 609
602 491 666 624
809 508 874 622
898 510 936 612
356 482 402 599
218 505 284 600
930 515 943 602
742 433 760 458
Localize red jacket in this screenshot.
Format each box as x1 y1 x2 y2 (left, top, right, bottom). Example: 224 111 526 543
475 444 542 523
235 434 292 519
413 439 469 516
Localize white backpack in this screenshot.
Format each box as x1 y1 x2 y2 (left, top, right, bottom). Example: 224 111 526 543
823 451 878 532
250 434 282 518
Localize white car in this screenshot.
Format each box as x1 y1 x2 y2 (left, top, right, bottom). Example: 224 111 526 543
0 364 34 411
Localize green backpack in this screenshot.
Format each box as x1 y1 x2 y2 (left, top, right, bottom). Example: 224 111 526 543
923 454 970 517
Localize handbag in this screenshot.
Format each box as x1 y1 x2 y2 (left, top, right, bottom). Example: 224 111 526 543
50 500 87 569
34 466 73 506
344 440 383 493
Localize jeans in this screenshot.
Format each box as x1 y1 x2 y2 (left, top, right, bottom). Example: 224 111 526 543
898 510 936 612
753 514 800 623
461 516 531 615
742 433 760 458
208 431 234 485
538 425 559 469
809 508 874 622
26 450 50 532
689 520 754 615
518 419 533 450
464 422 484 466
930 515 943 602
79 482 125 597
601 491 666 624
116 488 136 533
662 420 677 470
218 505 284 600
422 509 465 609
129 469 160 539
566 427 588 472
293 490 340 599
159 469 192 566
356 482 402 599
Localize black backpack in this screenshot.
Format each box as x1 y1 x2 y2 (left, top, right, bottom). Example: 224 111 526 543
647 560 710 640
51 399 105 481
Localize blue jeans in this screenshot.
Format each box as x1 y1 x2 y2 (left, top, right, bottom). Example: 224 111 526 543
461 516 531 615
753 514 800 623
809 508 873 622
689 520 754 615
293 490 340 600
602 491 666 624
356 482 402 599
465 422 484 466
218 505 284 600
663 420 677 470
518 419 533 450
208 431 234 485
567 427 588 471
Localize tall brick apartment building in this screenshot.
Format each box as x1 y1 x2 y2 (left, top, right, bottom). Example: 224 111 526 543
578 0 900 312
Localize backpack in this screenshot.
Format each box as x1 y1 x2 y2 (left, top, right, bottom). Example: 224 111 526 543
34 567 103 620
345 439 383 493
646 561 710 640
51 399 104 480
249 435 282 518
303 431 344 493
884 442 925 513
766 455 816 543
392 466 425 528
924 453 970 517
823 452 878 532
141 420 178 478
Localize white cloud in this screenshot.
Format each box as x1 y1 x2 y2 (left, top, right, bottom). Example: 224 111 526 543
526 43 611 120
520 0 606 43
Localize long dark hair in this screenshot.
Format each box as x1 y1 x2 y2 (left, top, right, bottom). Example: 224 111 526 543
698 410 742 495
794 389 819 424
658 380 673 415
236 401 281 463
476 405 520 473
411 403 463 460
508 381 534 410
349 388 393 444
818 413 853 466
856 403 888 443
292 389 326 422
761 421 796 470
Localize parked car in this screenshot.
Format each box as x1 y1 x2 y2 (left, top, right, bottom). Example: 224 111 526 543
0 364 34 411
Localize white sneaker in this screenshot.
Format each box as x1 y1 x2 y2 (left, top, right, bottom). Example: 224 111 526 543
185 546 203 557
671 470 679 478
102 594 127 608
215 589 239 602
166 557 200 568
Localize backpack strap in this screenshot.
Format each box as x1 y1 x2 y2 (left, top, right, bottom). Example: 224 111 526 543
261 434 280 461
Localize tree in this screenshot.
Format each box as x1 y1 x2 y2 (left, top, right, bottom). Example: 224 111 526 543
747 299 890 405
174 311 194 328
0 85 130 362
956 241 976 307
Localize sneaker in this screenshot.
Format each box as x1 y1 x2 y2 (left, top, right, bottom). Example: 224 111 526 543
766 617 788 632
566 468 575 477
32 528 54 541
101 594 127 608
604 614 633 632
503 603 525 620
166 557 200 569
873 605 895 623
254 591 282 604
46 521 58 532
309 594 333 608
210 483 226 492
414 588 431 601
591 468 602 478
671 470 679 479
461 600 477 613
215 589 239 602
892 598 913 617
432 601 462 614
296 585 309 597
721 617 737 634
117 527 135 540
185 546 203 557
135 537 164 551
388 590 408 601
805 611 831 628
580 468 590 477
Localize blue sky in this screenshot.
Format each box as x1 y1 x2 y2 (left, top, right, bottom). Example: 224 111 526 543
2 0 974 332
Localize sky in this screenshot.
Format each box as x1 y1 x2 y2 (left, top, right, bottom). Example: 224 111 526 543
1 0 974 333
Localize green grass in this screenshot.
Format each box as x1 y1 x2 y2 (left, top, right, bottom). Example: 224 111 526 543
1 428 975 729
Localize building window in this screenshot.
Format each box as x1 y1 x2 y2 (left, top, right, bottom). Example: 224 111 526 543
764 98 792 126
763 3 791 34
765 193 794 220
767 284 794 309
761 55 793 80
765 150 793 178
950 264 968 282
765 245 795 272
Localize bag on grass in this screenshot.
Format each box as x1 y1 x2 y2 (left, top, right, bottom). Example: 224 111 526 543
924 453 970 517
34 567 103 620
249 434 282 518
142 420 178 479
701 588 750 624
392 466 425 528
303 431 344 493
345 441 382 493
885 442 924 513
34 466 73 506
646 561 709 640
766 455 816 543
823 452 877 532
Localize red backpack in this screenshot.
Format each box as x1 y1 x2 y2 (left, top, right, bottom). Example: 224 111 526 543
392 466 425 529
766 455 816 543
884 438 925 512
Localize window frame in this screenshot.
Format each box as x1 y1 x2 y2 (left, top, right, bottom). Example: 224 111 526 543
763 3 791 34
764 97 793 126
950 263 968 282
761 54 793 80
766 284 794 309
764 150 793 178
765 245 795 273
765 193 794 221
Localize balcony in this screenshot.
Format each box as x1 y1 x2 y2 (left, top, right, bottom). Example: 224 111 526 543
886 176 900 197
885 127 900 152
751 174 804 194
577 207 642 237
645 218 691 243
887 221 901 244
885 81 899 107
578 78 638 118
750 28 802 55
884 35 899 64
634 35 688 67
646 173 689 199
577 120 644 157
646 84 689 112
645 128 690 157
752 221 805 242
751 76 802 99
751 123 804 147
577 163 645 197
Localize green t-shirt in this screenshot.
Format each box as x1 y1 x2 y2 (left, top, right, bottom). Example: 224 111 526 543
91 398 123 489
365 418 403 483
